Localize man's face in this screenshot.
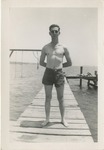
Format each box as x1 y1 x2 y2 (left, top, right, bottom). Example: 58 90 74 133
49 27 60 37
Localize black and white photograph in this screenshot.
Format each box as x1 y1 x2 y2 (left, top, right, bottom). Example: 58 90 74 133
1 0 104 150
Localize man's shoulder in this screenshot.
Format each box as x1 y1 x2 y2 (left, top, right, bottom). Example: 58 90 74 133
58 43 67 49
60 44 70 55
42 43 51 49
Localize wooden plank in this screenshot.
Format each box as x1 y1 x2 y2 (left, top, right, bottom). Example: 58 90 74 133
34 94 75 100
39 88 73 92
28 105 80 110
29 104 79 108
39 91 73 95
39 87 73 95
31 100 78 107
20 116 85 120
66 76 97 80
35 92 74 96
10 132 93 143
22 106 81 113
66 76 83 79
35 89 73 94
20 109 85 119
10 126 91 136
12 120 89 129
17 117 87 124
33 97 76 101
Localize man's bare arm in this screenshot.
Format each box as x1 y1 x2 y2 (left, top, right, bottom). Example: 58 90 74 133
40 48 47 67
63 47 72 67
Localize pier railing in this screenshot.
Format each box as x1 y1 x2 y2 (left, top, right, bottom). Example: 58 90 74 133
9 49 41 58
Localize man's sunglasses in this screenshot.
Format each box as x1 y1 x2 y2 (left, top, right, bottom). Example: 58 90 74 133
50 30 59 34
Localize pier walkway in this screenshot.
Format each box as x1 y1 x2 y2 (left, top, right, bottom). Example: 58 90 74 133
10 80 94 143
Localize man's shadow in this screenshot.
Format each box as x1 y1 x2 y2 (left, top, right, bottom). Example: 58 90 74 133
20 120 61 128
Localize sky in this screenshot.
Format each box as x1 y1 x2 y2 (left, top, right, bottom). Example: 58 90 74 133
9 8 98 66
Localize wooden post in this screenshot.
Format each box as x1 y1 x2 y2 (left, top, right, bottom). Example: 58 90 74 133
87 79 90 88
80 66 83 88
94 71 98 89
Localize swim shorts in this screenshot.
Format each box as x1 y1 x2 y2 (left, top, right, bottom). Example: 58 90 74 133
42 68 65 87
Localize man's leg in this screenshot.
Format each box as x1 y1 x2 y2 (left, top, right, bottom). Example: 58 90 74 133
56 85 69 127
42 85 53 126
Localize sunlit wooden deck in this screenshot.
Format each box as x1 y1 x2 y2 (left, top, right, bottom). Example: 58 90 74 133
10 80 94 143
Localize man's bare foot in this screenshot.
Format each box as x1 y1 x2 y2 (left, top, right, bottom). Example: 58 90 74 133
41 120 49 127
61 120 69 127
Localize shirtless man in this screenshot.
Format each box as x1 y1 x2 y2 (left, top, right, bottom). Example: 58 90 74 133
40 24 72 127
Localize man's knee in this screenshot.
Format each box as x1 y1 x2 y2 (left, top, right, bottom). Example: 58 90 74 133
45 94 52 101
57 95 64 103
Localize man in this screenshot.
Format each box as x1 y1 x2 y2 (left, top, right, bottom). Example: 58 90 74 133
40 24 72 127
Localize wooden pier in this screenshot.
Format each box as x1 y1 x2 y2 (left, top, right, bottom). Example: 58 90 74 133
10 80 94 143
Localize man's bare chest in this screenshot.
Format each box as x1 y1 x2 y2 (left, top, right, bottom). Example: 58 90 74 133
46 46 65 57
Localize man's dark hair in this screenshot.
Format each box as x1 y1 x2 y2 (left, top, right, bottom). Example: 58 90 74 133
49 24 60 31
